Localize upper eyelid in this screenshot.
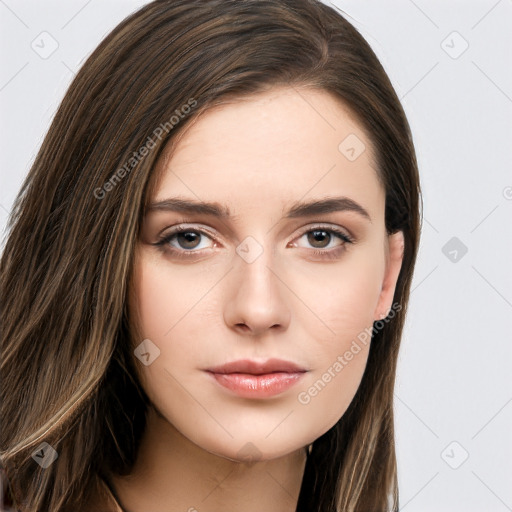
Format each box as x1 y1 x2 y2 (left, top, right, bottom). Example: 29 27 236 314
160 224 217 243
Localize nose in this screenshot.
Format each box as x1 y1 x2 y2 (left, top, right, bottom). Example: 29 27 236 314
223 250 291 338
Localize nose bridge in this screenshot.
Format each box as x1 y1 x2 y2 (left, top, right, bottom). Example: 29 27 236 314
238 246 274 291
224 234 290 335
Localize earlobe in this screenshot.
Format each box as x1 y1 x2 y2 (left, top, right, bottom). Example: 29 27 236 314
374 231 404 321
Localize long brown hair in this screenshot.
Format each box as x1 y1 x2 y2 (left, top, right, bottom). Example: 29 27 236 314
0 1 421 510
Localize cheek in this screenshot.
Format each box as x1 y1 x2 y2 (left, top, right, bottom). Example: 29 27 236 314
295 341 370 436
128 256 211 388
129 253 235 395
129 258 218 434
288 249 385 428
132 255 212 342
288 246 386 344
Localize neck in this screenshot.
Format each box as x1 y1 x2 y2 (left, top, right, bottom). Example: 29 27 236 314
110 405 307 512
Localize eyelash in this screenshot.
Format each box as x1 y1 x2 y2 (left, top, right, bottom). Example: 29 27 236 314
153 224 355 260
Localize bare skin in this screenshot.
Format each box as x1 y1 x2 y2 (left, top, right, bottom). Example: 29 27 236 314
110 86 404 512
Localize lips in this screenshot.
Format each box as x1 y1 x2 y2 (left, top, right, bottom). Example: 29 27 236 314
206 358 307 375
205 358 308 398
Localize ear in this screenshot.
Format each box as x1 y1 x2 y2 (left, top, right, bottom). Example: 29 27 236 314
373 231 404 321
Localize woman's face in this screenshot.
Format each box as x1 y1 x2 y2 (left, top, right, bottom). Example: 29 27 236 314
130 86 403 461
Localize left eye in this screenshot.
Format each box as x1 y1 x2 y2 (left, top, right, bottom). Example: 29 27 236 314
296 228 352 250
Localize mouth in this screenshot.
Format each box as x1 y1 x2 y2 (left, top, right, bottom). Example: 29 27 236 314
204 358 308 399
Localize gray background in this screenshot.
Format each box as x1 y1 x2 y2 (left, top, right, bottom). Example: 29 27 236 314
1 1 511 510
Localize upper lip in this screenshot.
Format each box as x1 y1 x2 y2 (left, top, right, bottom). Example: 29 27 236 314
206 358 307 375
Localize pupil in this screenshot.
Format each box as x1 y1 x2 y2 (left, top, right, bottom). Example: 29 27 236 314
308 230 330 248
178 232 199 249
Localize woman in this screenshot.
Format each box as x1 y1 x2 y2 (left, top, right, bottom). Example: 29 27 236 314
0 0 421 510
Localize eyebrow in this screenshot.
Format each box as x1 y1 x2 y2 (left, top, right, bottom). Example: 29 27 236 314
145 196 371 221
286 197 371 221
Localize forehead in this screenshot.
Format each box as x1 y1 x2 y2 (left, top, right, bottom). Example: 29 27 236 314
149 86 383 220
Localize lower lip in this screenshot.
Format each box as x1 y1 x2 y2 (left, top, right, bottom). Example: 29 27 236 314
207 371 305 398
